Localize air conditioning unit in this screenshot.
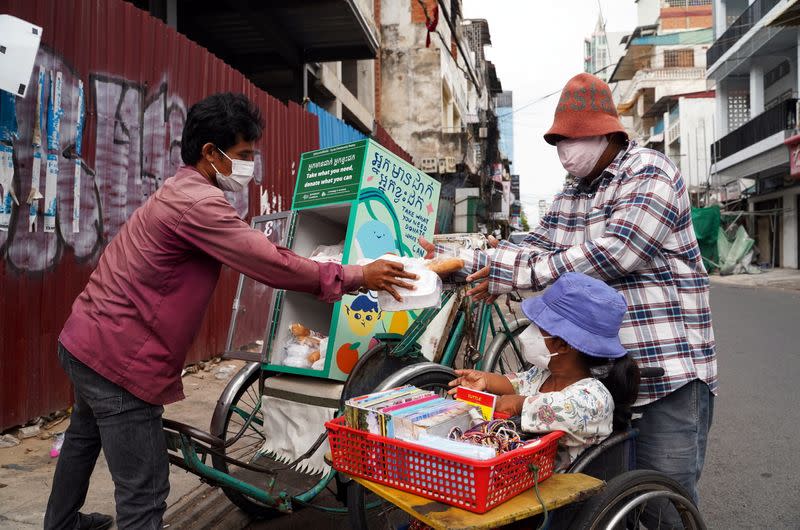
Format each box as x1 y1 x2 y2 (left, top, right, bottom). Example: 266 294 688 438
420 157 437 172
445 157 457 173
478 127 488 138
438 158 447 174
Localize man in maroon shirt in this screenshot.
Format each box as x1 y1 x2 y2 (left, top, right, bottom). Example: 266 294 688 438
44 93 415 530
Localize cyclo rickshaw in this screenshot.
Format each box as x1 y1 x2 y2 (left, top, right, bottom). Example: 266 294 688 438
162 140 705 528
164 225 705 528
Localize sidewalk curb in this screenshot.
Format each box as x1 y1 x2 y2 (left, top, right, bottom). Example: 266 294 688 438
708 270 800 292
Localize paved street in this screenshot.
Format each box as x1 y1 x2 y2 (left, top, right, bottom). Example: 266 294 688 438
253 281 800 529
246 281 800 529
700 283 800 529
2 280 799 529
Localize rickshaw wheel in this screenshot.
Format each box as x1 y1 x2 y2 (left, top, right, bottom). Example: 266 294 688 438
345 366 455 530
481 316 531 375
570 470 706 530
340 340 426 408
210 364 277 518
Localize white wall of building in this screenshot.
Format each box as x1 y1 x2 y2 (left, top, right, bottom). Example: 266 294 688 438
677 97 716 190
707 0 800 268
636 0 660 27
653 78 709 102
354 0 376 33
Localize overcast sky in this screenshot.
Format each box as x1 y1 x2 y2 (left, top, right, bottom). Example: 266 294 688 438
462 0 638 224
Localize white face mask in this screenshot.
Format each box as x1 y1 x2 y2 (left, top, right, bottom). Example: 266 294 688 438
517 324 558 371
211 148 255 192
556 135 610 178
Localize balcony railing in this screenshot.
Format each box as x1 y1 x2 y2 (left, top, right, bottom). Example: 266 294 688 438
667 120 681 145
711 98 797 161
619 68 706 105
707 0 781 66
662 0 712 7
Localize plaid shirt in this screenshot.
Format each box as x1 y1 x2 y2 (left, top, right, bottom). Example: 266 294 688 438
443 142 717 406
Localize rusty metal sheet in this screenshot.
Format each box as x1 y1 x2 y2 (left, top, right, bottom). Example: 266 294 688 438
0 0 320 430
374 121 414 164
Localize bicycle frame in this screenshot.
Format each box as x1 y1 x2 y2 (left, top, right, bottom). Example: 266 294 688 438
391 286 523 371
164 286 525 514
165 409 352 514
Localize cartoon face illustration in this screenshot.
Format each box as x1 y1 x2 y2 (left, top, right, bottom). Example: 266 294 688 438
356 219 397 259
344 293 382 336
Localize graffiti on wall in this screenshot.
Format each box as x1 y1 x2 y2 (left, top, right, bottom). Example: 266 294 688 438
0 47 252 272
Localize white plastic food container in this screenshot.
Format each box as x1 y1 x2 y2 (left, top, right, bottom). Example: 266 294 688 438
365 254 443 312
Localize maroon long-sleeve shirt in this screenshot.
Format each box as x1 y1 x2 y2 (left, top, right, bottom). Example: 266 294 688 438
60 166 362 405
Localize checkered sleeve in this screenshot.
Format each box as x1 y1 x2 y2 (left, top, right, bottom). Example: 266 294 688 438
486 214 559 295
527 166 680 291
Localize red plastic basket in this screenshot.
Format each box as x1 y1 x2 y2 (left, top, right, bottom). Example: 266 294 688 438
325 417 563 513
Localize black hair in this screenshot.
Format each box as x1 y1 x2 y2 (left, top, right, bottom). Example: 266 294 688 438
181 93 264 165
608 131 629 148
581 353 640 431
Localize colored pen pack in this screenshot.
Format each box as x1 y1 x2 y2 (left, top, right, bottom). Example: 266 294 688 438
344 386 413 432
366 389 438 435
380 394 439 413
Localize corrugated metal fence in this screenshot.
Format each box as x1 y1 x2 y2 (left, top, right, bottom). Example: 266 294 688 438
306 101 367 148
0 0 415 431
0 0 321 430
374 122 413 164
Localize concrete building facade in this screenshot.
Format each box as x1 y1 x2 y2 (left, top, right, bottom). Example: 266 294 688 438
707 0 800 268
585 14 628 82
378 0 483 174
377 1 512 235
611 1 716 200
496 91 514 169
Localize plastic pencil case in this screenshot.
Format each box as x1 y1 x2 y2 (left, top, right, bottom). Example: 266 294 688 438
325 417 563 514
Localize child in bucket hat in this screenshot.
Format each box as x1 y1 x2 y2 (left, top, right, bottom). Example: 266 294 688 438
448 272 640 469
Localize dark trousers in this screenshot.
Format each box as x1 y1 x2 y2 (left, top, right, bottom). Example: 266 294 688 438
633 379 714 504
632 379 714 528
44 344 170 530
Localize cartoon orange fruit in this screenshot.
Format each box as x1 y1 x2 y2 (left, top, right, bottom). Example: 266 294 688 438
336 342 360 374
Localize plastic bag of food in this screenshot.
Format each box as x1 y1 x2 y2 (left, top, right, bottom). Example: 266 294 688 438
309 241 345 264
281 324 326 369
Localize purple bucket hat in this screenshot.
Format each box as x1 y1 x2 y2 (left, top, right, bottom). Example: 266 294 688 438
521 272 627 358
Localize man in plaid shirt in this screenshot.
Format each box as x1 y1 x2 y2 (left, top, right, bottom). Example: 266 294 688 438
430 73 716 508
